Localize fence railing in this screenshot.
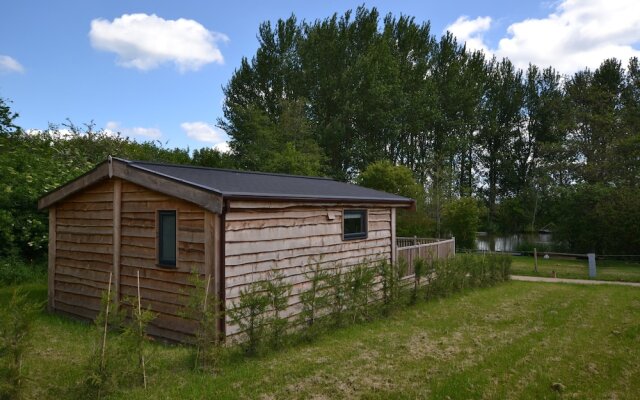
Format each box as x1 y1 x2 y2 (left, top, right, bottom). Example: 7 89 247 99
396 237 456 276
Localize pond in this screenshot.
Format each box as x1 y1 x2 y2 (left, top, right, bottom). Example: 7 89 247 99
475 232 556 252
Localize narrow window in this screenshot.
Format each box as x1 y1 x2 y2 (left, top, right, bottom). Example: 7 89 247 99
343 210 367 240
158 210 177 267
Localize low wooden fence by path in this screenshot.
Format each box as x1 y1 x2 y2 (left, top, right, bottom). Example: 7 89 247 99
396 237 456 276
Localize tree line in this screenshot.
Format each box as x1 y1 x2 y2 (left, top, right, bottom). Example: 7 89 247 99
219 6 640 254
1 6 639 261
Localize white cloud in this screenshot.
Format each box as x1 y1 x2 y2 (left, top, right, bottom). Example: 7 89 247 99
89 13 228 72
447 0 640 73
0 55 24 73
105 121 162 139
445 16 492 53
213 142 230 153
181 121 226 144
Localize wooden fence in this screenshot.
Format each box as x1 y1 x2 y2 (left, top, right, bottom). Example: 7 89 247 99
396 237 456 276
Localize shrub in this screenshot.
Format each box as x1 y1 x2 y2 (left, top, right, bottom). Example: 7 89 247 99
227 282 269 356
378 260 404 313
412 258 428 304
259 271 292 349
0 257 46 286
344 264 376 323
442 197 480 250
182 271 222 372
327 267 348 328
0 289 43 400
299 262 330 339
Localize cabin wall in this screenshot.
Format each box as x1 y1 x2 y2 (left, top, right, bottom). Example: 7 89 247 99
224 201 392 337
52 178 213 343
53 179 114 320
119 181 207 342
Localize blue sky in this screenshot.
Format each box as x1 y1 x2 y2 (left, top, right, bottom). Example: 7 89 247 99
2 0 639 151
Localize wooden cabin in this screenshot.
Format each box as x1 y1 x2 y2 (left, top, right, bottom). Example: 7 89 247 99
38 157 415 342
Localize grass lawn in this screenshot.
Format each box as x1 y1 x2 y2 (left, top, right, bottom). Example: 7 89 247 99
2 280 640 399
510 255 640 282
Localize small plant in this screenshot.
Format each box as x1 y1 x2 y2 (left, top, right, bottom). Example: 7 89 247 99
412 258 427 304
119 271 157 389
182 270 222 372
327 266 348 327
378 260 404 313
0 289 43 400
260 270 292 349
299 261 330 339
344 263 376 323
227 281 269 356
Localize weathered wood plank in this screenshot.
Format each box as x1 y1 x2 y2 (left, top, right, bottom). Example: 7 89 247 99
48 208 56 312
225 230 390 256
56 209 113 220
56 241 112 254
113 179 122 304
57 233 113 244
225 237 391 268
56 264 111 282
56 249 113 263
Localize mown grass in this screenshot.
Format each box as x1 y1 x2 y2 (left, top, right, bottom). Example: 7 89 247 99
510 255 640 282
2 280 639 399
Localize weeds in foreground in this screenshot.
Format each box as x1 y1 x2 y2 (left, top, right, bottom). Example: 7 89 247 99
0 289 43 400
182 270 223 373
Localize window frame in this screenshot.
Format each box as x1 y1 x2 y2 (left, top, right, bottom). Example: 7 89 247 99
157 210 177 268
342 209 368 241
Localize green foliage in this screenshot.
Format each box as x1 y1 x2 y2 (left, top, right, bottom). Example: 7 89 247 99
343 264 376 323
0 257 46 286
82 277 156 399
298 262 330 339
182 271 222 372
377 260 404 313
227 282 269 356
442 197 480 249
552 185 640 254
259 271 293 349
0 289 43 400
412 258 428 304
326 267 348 328
426 254 511 300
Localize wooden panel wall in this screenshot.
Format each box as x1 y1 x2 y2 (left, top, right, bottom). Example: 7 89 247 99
53 179 114 320
119 181 206 342
224 202 392 336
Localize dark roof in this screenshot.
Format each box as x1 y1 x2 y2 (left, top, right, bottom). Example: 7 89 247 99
126 159 413 204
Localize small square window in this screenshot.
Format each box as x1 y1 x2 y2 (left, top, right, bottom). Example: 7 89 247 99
343 210 367 240
158 211 176 267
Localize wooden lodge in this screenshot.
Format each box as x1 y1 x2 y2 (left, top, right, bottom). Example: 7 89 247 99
38 157 415 342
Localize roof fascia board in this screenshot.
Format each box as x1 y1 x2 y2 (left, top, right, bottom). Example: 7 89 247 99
37 161 110 210
39 158 223 214
112 160 223 214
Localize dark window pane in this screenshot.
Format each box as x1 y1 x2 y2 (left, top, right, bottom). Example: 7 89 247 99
344 210 367 239
159 211 176 266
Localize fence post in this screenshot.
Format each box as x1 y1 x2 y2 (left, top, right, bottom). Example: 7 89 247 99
534 248 538 273
588 253 596 278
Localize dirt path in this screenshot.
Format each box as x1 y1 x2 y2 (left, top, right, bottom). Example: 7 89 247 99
511 275 640 287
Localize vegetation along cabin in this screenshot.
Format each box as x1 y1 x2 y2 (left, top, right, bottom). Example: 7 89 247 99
38 156 415 342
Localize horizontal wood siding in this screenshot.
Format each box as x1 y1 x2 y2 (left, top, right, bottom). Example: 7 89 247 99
225 203 392 336
119 181 206 341
54 180 114 320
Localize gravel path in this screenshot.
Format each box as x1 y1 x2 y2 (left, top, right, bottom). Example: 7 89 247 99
511 275 640 287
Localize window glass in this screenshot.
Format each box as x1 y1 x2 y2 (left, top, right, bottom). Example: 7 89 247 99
158 211 176 266
344 210 367 240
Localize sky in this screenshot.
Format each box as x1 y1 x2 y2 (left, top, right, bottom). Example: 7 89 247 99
2 0 640 152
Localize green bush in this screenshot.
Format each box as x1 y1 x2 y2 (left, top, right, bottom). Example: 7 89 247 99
0 289 43 400
0 257 46 286
442 197 480 249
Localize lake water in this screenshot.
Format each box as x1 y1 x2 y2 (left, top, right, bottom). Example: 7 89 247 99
475 232 555 252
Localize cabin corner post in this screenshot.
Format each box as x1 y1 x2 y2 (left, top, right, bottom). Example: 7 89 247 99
391 207 397 266
47 207 56 312
112 179 122 305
